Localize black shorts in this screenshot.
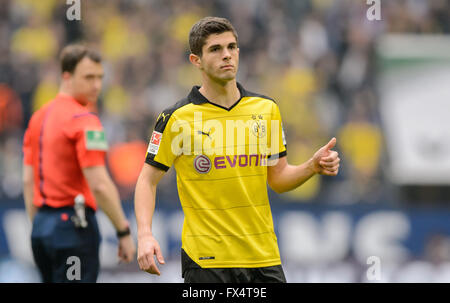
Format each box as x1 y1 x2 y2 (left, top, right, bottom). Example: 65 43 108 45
31 206 101 283
181 249 286 283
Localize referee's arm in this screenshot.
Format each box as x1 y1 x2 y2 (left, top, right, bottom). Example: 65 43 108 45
83 165 136 263
23 164 37 221
83 166 129 231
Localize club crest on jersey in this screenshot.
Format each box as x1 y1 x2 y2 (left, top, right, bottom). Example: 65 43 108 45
251 115 266 138
193 155 211 174
148 131 162 155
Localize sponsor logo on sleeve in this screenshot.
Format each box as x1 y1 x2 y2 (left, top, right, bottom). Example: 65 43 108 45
85 130 108 150
148 131 162 155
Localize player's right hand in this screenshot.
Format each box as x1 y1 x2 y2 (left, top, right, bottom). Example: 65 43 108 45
137 234 165 275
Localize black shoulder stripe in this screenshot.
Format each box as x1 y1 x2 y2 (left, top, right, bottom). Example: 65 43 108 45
145 157 170 172
242 89 276 103
153 97 191 133
268 150 287 160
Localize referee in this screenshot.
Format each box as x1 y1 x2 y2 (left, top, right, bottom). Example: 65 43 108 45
135 17 340 282
23 45 136 282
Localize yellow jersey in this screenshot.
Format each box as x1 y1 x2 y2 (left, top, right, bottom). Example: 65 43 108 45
145 82 287 268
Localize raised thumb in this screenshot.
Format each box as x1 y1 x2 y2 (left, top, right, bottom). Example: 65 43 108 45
325 137 336 150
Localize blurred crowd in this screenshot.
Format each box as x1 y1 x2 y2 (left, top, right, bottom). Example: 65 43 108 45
1 0 449 205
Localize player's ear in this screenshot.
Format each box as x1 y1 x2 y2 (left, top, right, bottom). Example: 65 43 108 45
62 71 72 81
189 53 202 69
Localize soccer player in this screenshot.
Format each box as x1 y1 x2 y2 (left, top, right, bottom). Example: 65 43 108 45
22 45 136 283
135 17 340 282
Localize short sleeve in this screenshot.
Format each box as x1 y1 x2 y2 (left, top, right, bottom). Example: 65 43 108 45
269 103 287 159
65 113 107 168
145 111 179 171
23 127 33 165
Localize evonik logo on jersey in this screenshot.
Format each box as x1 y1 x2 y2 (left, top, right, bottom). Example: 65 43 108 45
194 155 211 173
214 154 268 169
193 154 270 174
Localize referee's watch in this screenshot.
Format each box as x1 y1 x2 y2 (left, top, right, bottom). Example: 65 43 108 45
117 223 131 238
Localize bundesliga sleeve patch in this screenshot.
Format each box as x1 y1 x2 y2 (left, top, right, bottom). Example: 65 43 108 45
85 130 108 150
148 131 162 155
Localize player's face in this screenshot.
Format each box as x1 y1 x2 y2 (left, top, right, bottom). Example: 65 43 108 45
197 31 239 83
69 57 104 105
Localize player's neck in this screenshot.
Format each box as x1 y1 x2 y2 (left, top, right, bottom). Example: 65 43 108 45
198 78 240 109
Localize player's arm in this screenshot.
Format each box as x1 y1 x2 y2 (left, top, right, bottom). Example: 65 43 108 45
82 165 136 262
134 163 166 275
22 164 37 221
83 166 128 230
267 137 340 194
22 125 37 222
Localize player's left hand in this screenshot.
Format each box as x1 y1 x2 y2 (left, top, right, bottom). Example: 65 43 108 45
309 137 340 176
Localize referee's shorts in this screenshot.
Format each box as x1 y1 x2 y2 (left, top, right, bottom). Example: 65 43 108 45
181 249 286 283
31 205 101 283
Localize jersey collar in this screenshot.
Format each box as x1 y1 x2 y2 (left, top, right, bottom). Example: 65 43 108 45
188 82 247 111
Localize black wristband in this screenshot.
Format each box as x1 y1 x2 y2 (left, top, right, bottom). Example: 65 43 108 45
116 226 131 238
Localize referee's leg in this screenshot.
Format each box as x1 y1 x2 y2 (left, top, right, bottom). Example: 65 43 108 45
51 210 101 283
31 211 53 283
31 237 53 283
52 245 100 283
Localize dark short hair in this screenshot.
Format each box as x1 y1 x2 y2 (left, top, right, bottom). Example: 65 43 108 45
189 17 238 57
60 44 102 74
